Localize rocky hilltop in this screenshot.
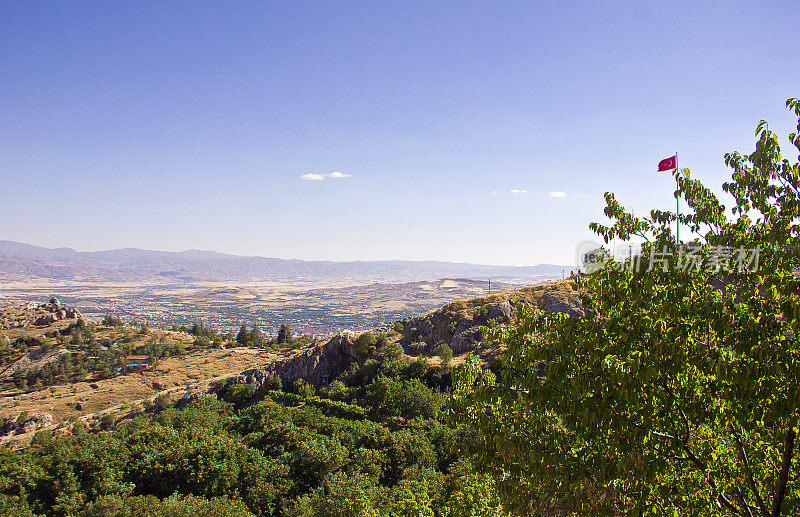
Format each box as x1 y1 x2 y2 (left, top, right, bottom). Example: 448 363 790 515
234 280 582 388
0 297 83 331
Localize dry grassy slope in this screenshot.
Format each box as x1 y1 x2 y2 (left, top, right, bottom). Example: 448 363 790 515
0 301 277 446
0 347 277 447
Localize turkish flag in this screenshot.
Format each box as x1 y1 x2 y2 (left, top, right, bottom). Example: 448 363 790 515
658 155 677 171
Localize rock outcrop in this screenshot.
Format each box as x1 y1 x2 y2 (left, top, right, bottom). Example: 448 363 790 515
230 281 583 390
0 297 83 330
399 297 517 354
233 331 361 388
0 412 54 439
539 290 585 319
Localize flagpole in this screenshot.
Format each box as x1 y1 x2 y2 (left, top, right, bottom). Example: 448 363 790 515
675 151 679 243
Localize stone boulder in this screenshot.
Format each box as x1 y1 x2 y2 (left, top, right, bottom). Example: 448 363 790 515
450 328 482 353
21 419 37 434
34 314 56 326
540 295 585 319
486 300 513 322
39 413 53 428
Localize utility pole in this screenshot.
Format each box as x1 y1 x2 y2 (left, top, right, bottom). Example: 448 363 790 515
488 279 491 294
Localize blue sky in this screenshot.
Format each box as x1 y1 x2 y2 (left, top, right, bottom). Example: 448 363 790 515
1 1 798 266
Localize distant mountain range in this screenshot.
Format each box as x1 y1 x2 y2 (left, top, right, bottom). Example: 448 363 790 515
0 240 571 284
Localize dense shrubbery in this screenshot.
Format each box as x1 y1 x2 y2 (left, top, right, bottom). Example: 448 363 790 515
0 353 504 516
174 322 231 348
101 315 125 327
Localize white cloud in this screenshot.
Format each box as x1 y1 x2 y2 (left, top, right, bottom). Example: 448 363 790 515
301 171 351 181
549 191 566 198
510 189 527 194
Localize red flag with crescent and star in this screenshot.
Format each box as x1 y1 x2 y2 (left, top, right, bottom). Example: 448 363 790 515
658 155 677 171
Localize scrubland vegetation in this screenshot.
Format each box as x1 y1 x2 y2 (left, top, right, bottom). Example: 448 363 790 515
0 354 506 517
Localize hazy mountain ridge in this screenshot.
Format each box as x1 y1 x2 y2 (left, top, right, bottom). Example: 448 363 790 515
0 240 569 284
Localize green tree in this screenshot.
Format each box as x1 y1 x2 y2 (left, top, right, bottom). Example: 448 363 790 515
249 325 263 347
236 324 249 346
436 343 453 368
355 332 377 355
453 100 800 515
99 413 116 431
277 324 292 345
385 342 404 360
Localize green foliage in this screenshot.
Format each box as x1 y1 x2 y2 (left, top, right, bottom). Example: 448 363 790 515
236 324 249 346
101 315 124 327
0 304 486 517
293 378 315 398
99 413 116 431
363 375 445 420
355 332 377 355
441 467 507 517
453 100 800 516
296 472 379 517
192 335 211 348
436 343 453 367
153 393 171 412
79 493 256 516
385 342 405 360
393 322 405 333
248 325 263 347
277 324 292 345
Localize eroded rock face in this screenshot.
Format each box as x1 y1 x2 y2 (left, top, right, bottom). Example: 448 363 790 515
0 418 19 437
539 293 585 319
234 331 361 388
450 328 482 353
34 314 56 326
486 300 513 322
229 282 586 390
451 317 474 338
0 412 53 437
407 317 434 337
